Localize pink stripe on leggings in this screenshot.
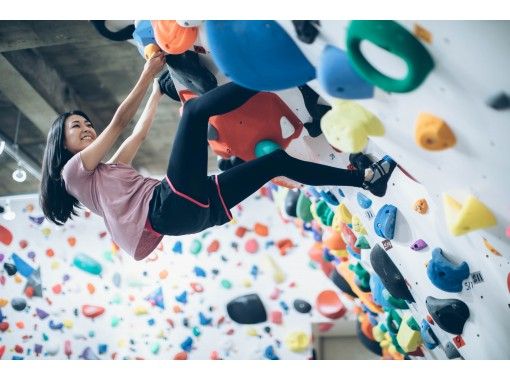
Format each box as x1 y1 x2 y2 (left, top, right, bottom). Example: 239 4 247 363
214 175 233 220
165 176 210 208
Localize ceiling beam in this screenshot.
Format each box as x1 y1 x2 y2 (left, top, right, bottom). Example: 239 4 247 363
0 21 105 53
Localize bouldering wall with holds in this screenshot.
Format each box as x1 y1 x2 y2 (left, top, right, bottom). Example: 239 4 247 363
237 21 508 359
0 193 357 360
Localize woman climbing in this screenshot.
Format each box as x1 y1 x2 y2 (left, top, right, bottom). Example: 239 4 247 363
40 52 397 261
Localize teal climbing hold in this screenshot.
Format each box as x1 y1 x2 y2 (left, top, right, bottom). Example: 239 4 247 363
355 235 371 249
221 279 233 289
190 239 202 255
73 253 102 276
254 140 281 157
357 192 372 209
427 248 469 293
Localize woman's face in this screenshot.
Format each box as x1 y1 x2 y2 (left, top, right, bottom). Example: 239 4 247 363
64 114 97 154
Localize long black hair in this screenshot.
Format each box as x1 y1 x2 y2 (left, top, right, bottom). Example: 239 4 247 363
39 110 92 225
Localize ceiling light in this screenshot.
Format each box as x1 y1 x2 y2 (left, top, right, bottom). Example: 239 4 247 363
12 166 27 182
0 140 5 155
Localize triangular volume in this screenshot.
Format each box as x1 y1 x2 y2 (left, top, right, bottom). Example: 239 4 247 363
443 194 497 236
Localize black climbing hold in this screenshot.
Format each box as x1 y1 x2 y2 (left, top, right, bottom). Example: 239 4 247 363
11 297 27 311
284 189 301 218
226 293 267 324
165 51 218 95
425 296 470 335
207 124 219 141
4 262 17 276
444 341 464 360
486 92 510 110
370 244 414 302
292 20 321 44
293 299 312 314
356 319 382 356
330 269 358 299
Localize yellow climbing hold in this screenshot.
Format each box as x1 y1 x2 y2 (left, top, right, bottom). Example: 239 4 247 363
14 275 22 283
415 113 456 151
144 43 161 60
51 260 59 270
63 319 74 329
0 298 8 307
134 305 149 315
242 279 252 288
246 327 258 337
443 194 497 236
264 255 285 284
117 339 126 348
483 238 502 256
396 316 422 353
285 331 310 352
321 100 385 153
372 325 386 342
352 215 368 235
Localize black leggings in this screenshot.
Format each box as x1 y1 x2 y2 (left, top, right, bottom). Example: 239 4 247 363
167 82 364 212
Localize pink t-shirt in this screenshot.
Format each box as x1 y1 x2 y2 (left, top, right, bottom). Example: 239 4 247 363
62 153 163 260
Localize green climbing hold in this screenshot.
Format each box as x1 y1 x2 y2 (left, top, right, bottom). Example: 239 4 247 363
111 316 121 327
316 200 334 226
383 289 409 310
254 140 281 157
43 333 49 341
190 239 202 255
192 326 201 337
111 293 122 304
103 250 114 262
355 235 371 249
151 342 160 354
346 20 434 93
296 193 313 222
221 279 232 289
349 262 370 291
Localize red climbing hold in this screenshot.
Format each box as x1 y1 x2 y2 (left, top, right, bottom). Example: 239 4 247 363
0 225 13 246
81 305 105 319
235 226 248 238
174 351 188 360
207 240 220 253
316 290 347 319
507 273 510 293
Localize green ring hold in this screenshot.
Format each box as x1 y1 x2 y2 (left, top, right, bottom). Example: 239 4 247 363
346 20 434 93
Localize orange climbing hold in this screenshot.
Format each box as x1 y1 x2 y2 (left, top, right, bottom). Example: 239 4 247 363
415 112 456 151
413 23 432 44
67 236 77 247
207 239 220 253
235 226 248 238
322 228 346 252
315 290 347 319
308 242 324 263
414 199 429 214
86 283 96 294
276 239 294 255
144 43 161 60
483 238 502 256
254 223 269 237
174 351 188 360
159 270 169 280
152 20 197 55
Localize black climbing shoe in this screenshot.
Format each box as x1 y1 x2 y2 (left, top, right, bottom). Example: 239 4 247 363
349 152 373 171
158 70 180 101
165 50 217 95
362 155 397 197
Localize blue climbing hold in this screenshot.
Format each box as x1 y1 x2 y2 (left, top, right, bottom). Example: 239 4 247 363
172 241 183 254
199 312 213 326
427 248 469 293
132 20 156 57
306 186 322 199
264 345 280 360
250 265 259 279
98 344 108 355
357 192 372 209
320 190 340 206
146 286 165 309
49 320 64 331
374 204 397 239
279 300 290 314
420 319 439 350
337 188 345 198
11 253 34 278
346 245 361 260
369 273 392 309
318 45 374 99
180 337 193 352
193 266 207 277
205 20 316 91
175 291 188 304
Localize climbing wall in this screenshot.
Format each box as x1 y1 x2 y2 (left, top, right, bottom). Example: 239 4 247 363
131 20 509 359
0 193 357 360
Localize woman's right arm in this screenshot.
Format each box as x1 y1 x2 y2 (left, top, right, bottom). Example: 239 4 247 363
80 52 165 171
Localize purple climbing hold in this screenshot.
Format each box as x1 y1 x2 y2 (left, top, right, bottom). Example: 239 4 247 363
36 308 49 319
79 347 100 360
410 239 428 251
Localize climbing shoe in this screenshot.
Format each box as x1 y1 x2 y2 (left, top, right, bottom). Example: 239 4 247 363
349 152 373 172
158 70 180 101
165 50 217 94
362 155 397 197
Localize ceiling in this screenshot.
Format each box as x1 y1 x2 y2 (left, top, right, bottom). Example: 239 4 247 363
0 20 219 197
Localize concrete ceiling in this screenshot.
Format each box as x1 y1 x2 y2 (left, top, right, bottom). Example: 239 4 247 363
0 20 219 197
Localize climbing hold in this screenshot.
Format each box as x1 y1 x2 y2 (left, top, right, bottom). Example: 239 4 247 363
415 113 456 151
316 290 347 319
444 341 463 360
193 266 206 277
320 100 384 153
245 239 259 254
352 215 368 235
482 238 502 256
414 199 428 214
427 248 469 292
180 336 194 352
227 294 267 324
152 20 197 54
11 253 34 278
254 223 269 237
349 262 371 292
322 228 346 252
396 316 422 353
79 347 99 360
296 193 313 222
410 239 428 251
426 296 470 335
443 194 497 236
374 204 397 240
11 297 27 311
143 43 161 60
346 20 434 93
199 312 212 326
330 269 357 299
221 279 232 289
0 225 13 245
315 200 335 226
190 239 202 255
172 241 183 254
174 351 188 360
264 345 280 360
73 253 102 276
264 255 286 284
318 45 374 99
355 235 371 249
254 140 281 158
285 190 301 217
3 262 17 276
356 319 382 356
207 239 220 254
146 287 165 309
82 305 105 319
486 92 510 110
132 20 156 56
370 244 414 302
285 331 310 352
205 20 315 91
420 319 439 350
357 192 372 209
175 291 188 304
293 299 312 314
320 190 340 206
